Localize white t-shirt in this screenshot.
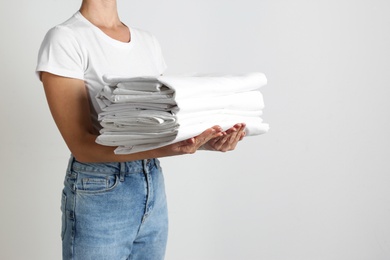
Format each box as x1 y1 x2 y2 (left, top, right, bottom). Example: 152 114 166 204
36 11 167 131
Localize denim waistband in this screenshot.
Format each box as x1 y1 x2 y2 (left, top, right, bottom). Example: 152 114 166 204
67 155 159 175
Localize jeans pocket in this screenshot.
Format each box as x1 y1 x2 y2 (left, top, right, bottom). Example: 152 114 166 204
61 191 67 240
75 173 119 194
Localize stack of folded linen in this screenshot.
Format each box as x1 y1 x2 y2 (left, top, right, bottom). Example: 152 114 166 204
96 72 269 154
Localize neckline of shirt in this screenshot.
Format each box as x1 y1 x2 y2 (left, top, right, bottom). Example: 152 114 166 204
74 11 135 48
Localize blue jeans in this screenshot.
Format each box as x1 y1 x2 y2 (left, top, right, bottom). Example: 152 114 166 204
61 156 168 260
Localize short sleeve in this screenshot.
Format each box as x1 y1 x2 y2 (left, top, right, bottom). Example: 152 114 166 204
36 26 85 81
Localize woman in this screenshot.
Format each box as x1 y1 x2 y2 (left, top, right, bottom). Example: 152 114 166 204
36 0 246 259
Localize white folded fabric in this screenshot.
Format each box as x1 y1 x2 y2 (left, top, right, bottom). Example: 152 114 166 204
174 91 264 114
99 91 263 125
95 72 269 154
103 75 160 89
103 73 267 99
114 116 269 154
96 131 178 146
98 85 175 104
159 72 267 99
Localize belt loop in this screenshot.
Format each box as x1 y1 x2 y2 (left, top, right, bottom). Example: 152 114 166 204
119 162 126 182
153 159 161 169
67 155 76 173
143 159 149 173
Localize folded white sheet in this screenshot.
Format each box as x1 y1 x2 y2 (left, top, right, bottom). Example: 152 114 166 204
99 110 177 133
103 73 267 98
98 85 175 104
96 131 178 146
98 91 263 126
174 91 264 114
113 117 269 154
160 73 267 99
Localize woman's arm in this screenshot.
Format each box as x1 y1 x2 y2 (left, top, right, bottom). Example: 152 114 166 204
41 72 224 163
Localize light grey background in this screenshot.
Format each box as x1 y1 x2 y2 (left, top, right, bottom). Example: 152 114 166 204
1 0 389 259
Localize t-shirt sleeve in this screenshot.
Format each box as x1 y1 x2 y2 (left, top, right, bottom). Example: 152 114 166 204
36 26 85 81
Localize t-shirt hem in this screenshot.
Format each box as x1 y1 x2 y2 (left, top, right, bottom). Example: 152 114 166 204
36 66 84 81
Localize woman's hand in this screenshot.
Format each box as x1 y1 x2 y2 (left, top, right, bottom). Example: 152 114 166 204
156 125 224 156
201 123 246 152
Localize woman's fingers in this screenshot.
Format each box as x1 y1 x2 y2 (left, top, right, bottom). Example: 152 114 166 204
208 123 246 152
160 123 246 156
171 126 223 154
